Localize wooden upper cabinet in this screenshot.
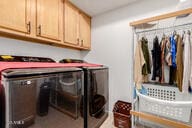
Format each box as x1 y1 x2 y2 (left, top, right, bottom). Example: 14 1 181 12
64 2 79 45
36 0 62 41
79 13 91 48
64 1 91 49
0 0 31 33
0 0 91 49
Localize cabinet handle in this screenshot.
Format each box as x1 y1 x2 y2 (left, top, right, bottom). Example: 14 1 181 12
26 21 31 33
38 25 41 35
77 38 80 45
81 40 84 46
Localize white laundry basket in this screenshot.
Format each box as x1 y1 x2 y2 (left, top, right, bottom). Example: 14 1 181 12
136 84 192 122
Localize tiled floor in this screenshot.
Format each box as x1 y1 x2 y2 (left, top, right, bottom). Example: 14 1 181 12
29 107 113 128
100 113 116 128
29 107 84 128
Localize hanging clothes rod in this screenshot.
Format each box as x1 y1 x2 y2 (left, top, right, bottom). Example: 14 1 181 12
135 22 192 34
130 8 192 26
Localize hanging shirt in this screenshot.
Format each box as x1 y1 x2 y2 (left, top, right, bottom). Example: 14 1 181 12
182 32 191 93
170 35 177 68
134 41 145 89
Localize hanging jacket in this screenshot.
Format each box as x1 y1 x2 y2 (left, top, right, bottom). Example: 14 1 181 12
151 36 161 81
175 35 183 92
134 41 145 89
141 37 151 75
182 32 191 93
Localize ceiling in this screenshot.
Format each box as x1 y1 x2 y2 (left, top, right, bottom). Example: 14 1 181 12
69 0 139 16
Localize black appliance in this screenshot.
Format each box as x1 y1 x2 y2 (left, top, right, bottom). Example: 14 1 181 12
83 67 109 128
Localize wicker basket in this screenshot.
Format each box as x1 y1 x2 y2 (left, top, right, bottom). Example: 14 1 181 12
113 101 132 128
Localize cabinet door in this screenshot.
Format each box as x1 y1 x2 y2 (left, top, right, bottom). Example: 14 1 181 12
37 0 62 41
79 13 91 49
64 2 79 45
0 0 30 33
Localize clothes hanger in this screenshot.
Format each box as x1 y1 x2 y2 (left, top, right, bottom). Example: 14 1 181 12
173 30 177 36
172 18 177 37
137 34 140 41
187 30 191 35
154 21 159 39
162 25 166 39
182 30 185 39
141 23 147 40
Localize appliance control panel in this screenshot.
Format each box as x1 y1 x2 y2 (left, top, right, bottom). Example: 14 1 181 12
0 55 55 62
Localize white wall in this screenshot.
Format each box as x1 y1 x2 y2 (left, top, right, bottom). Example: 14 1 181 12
81 0 180 111
0 37 81 62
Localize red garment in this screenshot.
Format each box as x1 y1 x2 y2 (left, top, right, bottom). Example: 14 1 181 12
0 62 102 72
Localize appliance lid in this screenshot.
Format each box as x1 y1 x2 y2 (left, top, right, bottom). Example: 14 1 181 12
2 68 82 78
0 62 101 72
82 66 108 70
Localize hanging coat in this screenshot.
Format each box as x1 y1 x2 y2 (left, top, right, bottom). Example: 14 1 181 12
151 36 161 81
134 41 145 89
